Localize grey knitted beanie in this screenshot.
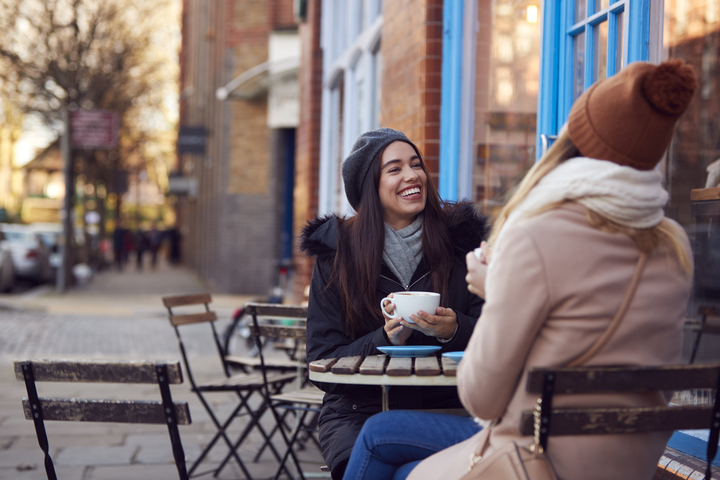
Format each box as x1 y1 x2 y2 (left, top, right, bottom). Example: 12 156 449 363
342 128 413 210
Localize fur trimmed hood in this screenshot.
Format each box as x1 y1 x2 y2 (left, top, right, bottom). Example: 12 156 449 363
300 201 487 261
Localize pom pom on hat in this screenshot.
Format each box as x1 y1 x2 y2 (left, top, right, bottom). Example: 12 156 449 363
568 59 697 170
642 59 698 116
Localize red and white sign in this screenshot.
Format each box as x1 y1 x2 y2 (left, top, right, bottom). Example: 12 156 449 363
70 110 119 149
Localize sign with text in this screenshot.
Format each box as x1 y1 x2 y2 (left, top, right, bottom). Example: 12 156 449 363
177 126 207 154
70 110 119 149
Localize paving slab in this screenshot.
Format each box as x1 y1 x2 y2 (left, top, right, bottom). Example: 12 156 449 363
0 465 85 480
54 445 137 467
0 260 325 479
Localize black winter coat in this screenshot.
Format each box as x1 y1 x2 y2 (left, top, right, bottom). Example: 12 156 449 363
300 202 487 478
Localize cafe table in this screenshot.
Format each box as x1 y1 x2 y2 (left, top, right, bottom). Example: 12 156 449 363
308 353 460 411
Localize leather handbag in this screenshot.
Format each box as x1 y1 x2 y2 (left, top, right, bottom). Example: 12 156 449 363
460 252 648 480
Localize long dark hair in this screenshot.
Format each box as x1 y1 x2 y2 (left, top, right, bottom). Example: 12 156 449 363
331 140 454 340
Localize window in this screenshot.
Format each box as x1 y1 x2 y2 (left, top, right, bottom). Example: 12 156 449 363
468 0 542 216
318 0 383 215
537 0 650 157
661 0 720 315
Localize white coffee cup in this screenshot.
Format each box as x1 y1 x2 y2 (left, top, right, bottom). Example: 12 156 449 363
380 291 441 324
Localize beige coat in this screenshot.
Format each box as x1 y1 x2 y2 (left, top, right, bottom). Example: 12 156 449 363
408 204 692 480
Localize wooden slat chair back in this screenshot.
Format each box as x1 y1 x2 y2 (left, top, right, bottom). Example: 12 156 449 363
161 294 297 479
162 293 231 377
246 302 327 480
15 359 190 480
519 364 720 479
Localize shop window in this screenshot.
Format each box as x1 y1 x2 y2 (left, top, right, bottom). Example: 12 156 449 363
470 0 542 216
662 0 720 317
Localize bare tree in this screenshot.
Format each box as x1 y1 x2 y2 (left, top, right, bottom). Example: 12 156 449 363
0 0 178 271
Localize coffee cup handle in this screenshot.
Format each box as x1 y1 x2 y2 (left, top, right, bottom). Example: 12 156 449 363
380 297 398 319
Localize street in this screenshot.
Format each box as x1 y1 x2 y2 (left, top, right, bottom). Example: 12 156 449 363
0 261 324 479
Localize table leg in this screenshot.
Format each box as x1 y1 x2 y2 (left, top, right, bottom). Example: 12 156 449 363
382 385 391 412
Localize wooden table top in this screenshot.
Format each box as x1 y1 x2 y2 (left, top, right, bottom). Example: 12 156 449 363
308 354 459 386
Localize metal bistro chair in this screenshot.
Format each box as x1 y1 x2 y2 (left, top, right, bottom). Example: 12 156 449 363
519 363 720 479
15 359 191 480
246 302 326 480
162 293 297 479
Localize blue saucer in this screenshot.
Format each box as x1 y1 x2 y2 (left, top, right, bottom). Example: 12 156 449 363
441 351 464 362
377 346 442 357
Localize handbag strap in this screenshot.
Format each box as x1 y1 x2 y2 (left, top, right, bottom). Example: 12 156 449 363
469 252 648 462
567 252 648 367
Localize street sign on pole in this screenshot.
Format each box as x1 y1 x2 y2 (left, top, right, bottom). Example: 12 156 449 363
70 110 119 149
177 126 207 154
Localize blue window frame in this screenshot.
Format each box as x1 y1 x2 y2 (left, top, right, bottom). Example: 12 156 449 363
536 0 651 158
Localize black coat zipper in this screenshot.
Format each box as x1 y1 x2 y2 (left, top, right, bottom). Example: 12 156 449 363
379 271 431 291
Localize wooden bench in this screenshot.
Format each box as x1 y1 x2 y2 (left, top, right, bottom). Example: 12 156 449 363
15 359 191 480
519 364 720 479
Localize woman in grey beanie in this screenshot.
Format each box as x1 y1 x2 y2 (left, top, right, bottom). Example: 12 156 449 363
301 128 487 480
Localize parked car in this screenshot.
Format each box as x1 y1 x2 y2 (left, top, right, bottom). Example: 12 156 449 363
0 224 53 284
0 231 15 292
28 223 63 270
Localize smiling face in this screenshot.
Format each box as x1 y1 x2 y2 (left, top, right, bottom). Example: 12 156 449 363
377 141 427 230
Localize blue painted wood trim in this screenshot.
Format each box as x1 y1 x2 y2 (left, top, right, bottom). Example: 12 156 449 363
536 0 561 160
439 0 463 200
627 0 650 62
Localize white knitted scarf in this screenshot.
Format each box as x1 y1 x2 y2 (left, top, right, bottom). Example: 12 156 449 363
492 156 668 260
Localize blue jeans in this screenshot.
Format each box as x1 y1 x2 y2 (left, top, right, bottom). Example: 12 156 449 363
342 410 482 480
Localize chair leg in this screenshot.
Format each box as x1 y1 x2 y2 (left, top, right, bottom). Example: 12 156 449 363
253 404 296 461
272 407 313 480
214 389 294 479
188 391 255 479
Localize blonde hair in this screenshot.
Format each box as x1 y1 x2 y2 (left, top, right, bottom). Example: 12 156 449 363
487 132 692 276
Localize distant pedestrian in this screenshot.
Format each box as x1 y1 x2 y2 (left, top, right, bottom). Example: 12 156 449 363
148 224 163 269
122 229 134 265
167 227 181 265
112 222 125 271
135 229 148 270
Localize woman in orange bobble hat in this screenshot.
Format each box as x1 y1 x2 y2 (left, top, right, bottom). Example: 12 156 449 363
341 60 698 480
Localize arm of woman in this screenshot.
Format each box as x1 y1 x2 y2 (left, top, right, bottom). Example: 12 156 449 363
458 225 552 420
306 259 393 366
401 257 484 349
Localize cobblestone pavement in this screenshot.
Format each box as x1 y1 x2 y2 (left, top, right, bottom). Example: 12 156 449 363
0 262 325 480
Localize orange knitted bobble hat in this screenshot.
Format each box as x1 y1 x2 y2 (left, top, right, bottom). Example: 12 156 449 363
567 59 698 170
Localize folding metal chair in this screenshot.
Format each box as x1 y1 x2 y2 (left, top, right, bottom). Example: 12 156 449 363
15 359 191 480
162 294 297 479
246 302 327 480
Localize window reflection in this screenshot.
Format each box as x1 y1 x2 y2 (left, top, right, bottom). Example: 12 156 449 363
472 0 541 216
616 11 624 72
575 0 587 23
595 20 608 82
662 0 720 316
595 0 609 13
573 31 586 101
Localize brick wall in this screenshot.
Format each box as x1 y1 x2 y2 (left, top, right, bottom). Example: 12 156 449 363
381 0 443 180
291 0 322 303
178 0 298 294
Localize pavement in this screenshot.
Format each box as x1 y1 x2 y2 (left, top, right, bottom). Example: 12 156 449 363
0 258 326 480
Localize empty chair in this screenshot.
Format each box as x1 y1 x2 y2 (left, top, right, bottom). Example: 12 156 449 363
162 293 296 478
246 302 326 480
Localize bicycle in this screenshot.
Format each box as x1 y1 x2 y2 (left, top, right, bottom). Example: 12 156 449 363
222 260 292 358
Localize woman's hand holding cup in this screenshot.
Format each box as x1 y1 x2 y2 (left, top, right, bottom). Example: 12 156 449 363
380 292 452 341
381 293 412 346
466 241 489 299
